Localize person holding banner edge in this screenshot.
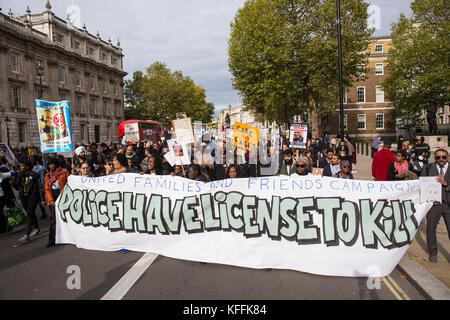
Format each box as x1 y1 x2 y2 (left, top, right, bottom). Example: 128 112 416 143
44 157 69 247
421 149 450 263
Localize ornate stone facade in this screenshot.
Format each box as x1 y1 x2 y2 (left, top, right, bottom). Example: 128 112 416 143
0 2 126 148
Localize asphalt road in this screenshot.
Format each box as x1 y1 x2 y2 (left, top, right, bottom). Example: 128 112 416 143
0 209 427 301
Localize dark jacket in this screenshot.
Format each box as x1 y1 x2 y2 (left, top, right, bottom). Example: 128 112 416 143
13 171 45 201
387 161 414 181
278 162 297 176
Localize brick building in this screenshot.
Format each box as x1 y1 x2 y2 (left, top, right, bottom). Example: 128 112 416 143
324 36 395 141
0 1 126 148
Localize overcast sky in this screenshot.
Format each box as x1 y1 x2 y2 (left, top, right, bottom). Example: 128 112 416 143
3 0 413 116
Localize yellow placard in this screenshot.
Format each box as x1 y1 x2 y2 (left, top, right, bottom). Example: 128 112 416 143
232 122 259 151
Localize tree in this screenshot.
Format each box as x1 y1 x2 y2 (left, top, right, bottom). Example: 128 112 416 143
382 0 449 129
124 62 214 126
228 0 372 129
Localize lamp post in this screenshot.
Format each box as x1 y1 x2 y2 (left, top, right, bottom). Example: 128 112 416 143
336 0 348 159
37 62 43 99
4 116 10 147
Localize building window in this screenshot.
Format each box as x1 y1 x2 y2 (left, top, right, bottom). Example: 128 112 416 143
87 47 94 56
339 114 348 130
76 96 83 114
55 33 64 44
94 125 100 143
76 71 82 87
106 125 111 141
115 102 120 117
103 100 109 116
18 122 27 143
375 63 384 75
357 87 365 103
12 86 22 108
376 86 385 103
100 52 106 61
91 98 97 114
114 82 118 96
90 76 96 90
60 92 67 101
111 57 117 66
376 114 384 129
375 44 383 52
357 64 365 77
11 53 20 72
80 124 86 141
103 79 108 94
73 40 80 51
59 66 65 83
357 114 366 130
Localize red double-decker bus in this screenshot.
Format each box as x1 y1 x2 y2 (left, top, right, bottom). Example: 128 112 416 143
118 120 163 143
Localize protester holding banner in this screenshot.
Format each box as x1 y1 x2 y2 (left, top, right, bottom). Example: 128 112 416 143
44 157 70 247
292 156 312 177
226 165 240 179
278 149 297 176
13 160 45 243
323 154 342 177
106 154 138 175
420 149 450 263
334 160 354 179
187 164 207 182
142 156 164 175
387 150 415 181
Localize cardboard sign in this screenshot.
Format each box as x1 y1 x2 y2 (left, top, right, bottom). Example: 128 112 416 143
35 100 73 153
167 138 191 166
124 123 140 143
233 122 259 151
172 118 195 144
289 124 307 149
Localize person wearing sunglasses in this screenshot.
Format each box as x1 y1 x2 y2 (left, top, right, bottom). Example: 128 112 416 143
333 160 353 179
292 156 312 177
420 148 450 263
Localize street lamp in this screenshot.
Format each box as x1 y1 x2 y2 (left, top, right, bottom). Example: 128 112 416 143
336 0 348 158
37 62 43 99
4 116 10 147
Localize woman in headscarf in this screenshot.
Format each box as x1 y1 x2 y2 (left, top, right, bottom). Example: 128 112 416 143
44 157 69 247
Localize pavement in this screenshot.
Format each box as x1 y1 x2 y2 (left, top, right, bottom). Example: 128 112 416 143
354 152 450 299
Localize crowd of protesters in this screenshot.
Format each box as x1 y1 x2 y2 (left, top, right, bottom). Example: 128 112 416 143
0 132 448 263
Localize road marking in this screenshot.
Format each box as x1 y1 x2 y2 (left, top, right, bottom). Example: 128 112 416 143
382 277 403 300
386 275 411 300
101 252 158 300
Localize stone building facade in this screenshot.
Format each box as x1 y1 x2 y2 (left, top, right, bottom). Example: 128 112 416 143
324 36 396 141
0 2 126 148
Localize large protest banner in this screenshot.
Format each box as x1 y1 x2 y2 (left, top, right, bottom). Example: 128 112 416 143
35 100 73 153
56 175 434 277
233 122 259 151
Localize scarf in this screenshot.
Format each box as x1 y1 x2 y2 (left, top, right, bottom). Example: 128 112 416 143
48 168 61 185
394 160 409 174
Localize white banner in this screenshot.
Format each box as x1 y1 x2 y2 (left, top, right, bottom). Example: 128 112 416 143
56 175 434 277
